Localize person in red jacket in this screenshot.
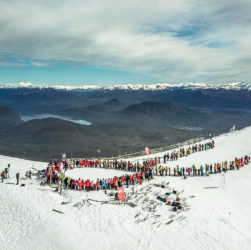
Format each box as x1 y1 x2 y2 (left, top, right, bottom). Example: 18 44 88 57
87 180 91 191
241 158 244 167
133 174 136 185
96 180 100 191
72 179 76 190
78 179 83 191
235 158 239 169
139 174 143 185
129 175 133 185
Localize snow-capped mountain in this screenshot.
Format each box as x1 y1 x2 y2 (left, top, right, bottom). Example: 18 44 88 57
0 81 250 91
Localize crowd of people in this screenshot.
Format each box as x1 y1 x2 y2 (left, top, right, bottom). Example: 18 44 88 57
45 162 154 191
1 139 250 194
44 153 250 192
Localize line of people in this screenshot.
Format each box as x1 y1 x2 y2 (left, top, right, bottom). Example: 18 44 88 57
163 140 215 162
155 155 250 177
48 141 216 174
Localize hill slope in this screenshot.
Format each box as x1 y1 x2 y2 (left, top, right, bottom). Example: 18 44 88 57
117 101 251 130
117 101 208 128
0 106 23 131
0 117 208 160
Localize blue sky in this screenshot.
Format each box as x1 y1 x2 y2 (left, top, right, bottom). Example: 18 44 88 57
0 54 156 85
0 0 251 86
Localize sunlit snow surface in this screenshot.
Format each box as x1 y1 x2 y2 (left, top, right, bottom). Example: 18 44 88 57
65 168 131 181
0 127 251 250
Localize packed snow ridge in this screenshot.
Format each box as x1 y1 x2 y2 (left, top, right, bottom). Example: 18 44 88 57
0 81 251 91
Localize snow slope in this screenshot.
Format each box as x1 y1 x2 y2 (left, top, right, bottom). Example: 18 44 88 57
65 168 131 181
0 126 251 250
125 126 251 168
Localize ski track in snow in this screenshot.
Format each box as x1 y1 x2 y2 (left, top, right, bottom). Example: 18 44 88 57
0 127 251 250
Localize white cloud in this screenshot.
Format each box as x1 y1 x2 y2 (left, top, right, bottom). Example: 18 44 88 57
0 0 250 82
30 61 48 67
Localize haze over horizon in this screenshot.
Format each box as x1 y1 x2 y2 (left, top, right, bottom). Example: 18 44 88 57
0 0 251 85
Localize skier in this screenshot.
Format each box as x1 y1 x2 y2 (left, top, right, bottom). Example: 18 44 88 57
4 168 8 179
16 172 20 185
7 164 10 178
1 171 5 182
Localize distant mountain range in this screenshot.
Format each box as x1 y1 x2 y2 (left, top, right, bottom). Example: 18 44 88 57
1 81 251 91
1 82 251 113
0 82 250 160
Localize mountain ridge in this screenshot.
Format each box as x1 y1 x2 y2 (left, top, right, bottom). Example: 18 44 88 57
0 106 23 131
0 114 210 160
1 81 250 91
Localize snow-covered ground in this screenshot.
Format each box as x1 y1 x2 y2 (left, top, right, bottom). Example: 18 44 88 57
65 168 131 181
0 126 251 250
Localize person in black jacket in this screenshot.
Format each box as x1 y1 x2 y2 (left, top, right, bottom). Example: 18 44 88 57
16 172 20 185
